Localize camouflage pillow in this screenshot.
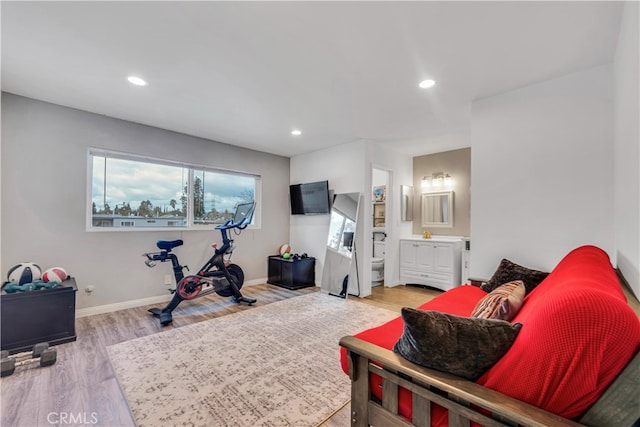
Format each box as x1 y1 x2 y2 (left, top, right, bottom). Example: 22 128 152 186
393 308 522 380
471 280 525 321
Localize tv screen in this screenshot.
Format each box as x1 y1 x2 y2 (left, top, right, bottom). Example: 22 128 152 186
289 180 330 215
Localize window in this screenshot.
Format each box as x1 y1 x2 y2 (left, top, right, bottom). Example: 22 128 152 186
88 149 260 230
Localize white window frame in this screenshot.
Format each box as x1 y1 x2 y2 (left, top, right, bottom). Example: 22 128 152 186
86 148 262 232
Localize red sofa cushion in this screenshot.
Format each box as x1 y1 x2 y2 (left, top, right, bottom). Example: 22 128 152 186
478 245 640 419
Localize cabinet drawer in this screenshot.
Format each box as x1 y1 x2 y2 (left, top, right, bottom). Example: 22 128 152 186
400 270 455 292
401 268 451 283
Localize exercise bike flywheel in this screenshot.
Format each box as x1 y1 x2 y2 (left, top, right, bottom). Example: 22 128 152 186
176 275 203 300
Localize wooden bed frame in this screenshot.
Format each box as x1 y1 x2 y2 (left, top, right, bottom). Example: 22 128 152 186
339 336 639 427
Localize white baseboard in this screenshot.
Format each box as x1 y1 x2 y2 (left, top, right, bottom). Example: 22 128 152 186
76 294 173 318
244 278 267 286
75 277 268 318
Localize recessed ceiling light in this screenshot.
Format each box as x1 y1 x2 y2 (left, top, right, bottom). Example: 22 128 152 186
127 76 147 86
418 79 436 89
291 130 302 136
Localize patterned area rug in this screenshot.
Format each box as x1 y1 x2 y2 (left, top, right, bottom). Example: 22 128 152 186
107 293 397 427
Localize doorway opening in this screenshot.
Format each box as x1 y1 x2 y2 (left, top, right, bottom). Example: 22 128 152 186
371 167 390 287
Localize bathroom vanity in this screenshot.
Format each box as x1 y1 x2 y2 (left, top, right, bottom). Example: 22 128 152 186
399 236 463 292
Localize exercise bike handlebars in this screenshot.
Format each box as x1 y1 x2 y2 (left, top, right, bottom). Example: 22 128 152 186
215 202 255 231
215 217 248 230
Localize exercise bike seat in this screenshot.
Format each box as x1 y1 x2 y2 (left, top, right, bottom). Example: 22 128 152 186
156 240 184 251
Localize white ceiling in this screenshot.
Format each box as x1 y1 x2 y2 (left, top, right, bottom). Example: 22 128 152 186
1 1 623 157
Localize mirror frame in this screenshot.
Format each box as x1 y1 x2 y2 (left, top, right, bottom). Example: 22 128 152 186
421 191 453 228
321 192 361 298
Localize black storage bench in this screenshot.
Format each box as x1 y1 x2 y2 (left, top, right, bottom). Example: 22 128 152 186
267 256 316 290
1 277 77 353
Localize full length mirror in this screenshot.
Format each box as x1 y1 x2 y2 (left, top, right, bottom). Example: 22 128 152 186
421 191 453 228
321 192 361 298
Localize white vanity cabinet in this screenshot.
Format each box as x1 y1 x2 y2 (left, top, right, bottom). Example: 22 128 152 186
399 238 463 291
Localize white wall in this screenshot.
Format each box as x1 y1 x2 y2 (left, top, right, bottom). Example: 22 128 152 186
470 65 614 279
0 94 3 278
372 168 387 187
289 140 366 293
614 1 640 299
290 140 412 298
1 94 290 310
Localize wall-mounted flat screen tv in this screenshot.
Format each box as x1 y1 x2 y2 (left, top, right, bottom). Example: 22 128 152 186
289 180 330 215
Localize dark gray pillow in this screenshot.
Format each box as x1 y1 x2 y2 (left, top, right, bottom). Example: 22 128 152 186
392 308 522 380
481 258 549 294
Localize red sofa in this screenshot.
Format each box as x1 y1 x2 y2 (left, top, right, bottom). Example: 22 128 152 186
340 245 640 425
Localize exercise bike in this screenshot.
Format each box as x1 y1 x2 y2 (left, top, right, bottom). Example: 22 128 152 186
143 202 257 326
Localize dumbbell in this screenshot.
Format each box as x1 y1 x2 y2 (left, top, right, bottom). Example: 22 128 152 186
9 342 49 360
0 343 57 377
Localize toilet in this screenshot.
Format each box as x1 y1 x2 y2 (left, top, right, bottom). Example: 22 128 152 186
372 241 385 283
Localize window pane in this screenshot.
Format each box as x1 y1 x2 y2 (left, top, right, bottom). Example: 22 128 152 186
327 211 345 250
91 155 187 228
193 169 255 224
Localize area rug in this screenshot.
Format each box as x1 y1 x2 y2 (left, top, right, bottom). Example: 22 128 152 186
107 292 397 427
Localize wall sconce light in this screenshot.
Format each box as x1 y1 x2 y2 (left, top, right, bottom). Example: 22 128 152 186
421 173 453 189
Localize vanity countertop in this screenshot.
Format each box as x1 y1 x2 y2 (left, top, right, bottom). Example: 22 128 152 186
401 235 466 242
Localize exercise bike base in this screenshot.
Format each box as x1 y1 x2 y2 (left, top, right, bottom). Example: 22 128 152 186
233 296 257 305
148 308 173 326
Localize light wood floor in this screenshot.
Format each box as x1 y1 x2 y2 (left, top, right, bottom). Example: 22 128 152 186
0 283 440 427
4 282 635 427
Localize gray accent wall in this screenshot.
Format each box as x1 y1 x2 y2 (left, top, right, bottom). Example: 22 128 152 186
1 93 290 309
413 148 471 237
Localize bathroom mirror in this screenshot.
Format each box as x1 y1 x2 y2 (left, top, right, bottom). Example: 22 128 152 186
321 192 361 298
400 185 413 221
421 191 453 228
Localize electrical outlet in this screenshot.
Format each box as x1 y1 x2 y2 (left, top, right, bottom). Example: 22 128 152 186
164 275 173 285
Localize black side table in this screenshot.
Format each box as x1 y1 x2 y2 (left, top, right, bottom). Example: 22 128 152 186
267 256 316 290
